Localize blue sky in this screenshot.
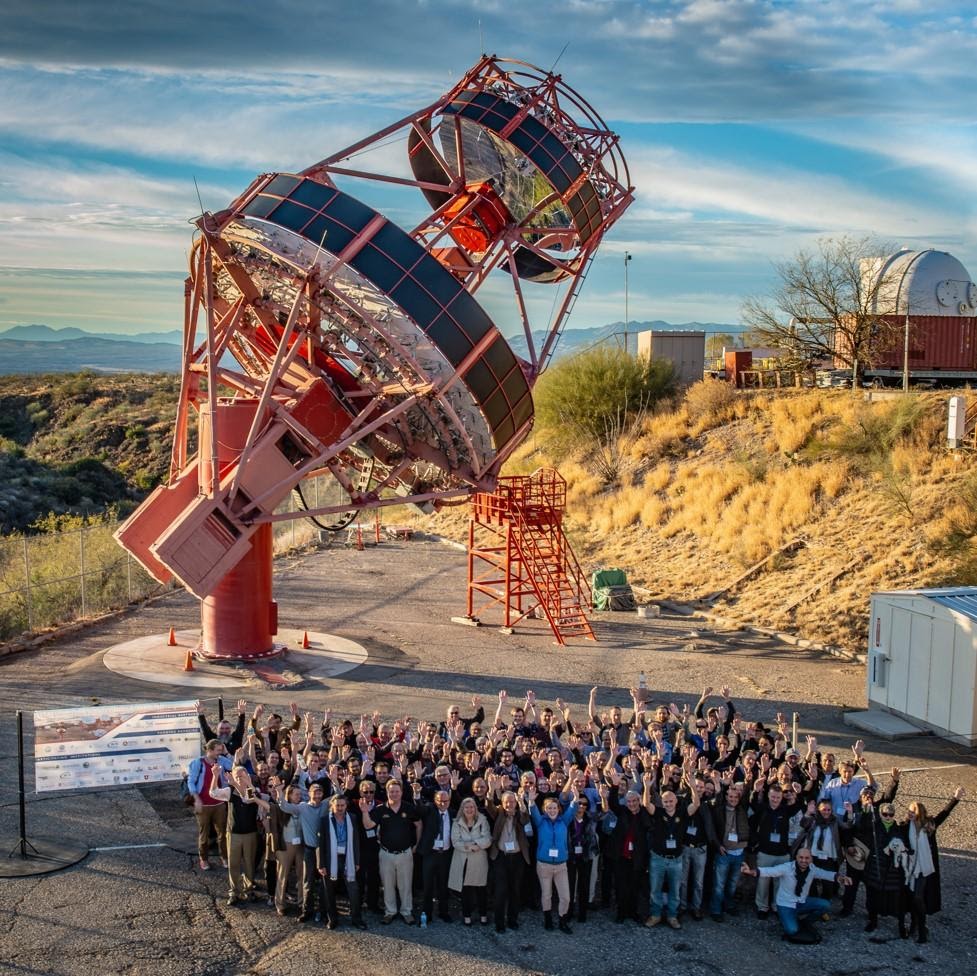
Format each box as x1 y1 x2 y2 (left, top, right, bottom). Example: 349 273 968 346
1 0 975 340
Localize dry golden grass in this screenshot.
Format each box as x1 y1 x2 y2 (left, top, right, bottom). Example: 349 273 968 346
629 405 689 460
424 389 975 652
766 395 824 454
643 465 672 493
639 495 669 527
684 379 738 435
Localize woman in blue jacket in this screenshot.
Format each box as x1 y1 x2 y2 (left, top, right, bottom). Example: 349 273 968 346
527 786 578 933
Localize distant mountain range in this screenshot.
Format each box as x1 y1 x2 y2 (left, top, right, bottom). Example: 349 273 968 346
0 324 183 345
0 320 741 375
507 319 742 360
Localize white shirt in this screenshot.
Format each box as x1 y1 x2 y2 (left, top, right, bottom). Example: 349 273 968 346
810 823 836 860
759 861 836 908
438 811 450 848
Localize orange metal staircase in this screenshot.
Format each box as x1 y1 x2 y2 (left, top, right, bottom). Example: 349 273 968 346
466 468 594 645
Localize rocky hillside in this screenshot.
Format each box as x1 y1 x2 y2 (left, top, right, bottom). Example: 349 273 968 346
2 369 974 657
0 371 179 532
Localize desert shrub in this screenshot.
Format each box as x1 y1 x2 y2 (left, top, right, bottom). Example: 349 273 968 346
684 379 738 432
928 471 977 583
643 465 671 493
608 483 645 530
767 396 823 454
639 495 669 527
629 405 689 461
815 396 928 468
534 347 676 462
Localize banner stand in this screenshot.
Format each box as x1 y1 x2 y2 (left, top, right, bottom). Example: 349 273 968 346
1 711 89 880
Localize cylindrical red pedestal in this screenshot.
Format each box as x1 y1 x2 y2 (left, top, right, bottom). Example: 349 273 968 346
197 399 279 660
201 522 278 658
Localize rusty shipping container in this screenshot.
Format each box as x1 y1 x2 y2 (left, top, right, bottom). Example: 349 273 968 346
866 315 977 371
724 349 752 386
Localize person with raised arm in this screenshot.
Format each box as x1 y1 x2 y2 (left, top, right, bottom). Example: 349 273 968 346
528 781 579 933
708 778 750 921
819 741 876 816
488 785 531 932
273 780 330 922
187 738 233 871
599 775 652 925
209 762 270 907
196 698 247 752
643 765 701 930
901 786 965 944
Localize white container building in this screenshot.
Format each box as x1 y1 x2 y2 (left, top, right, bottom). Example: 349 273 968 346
867 587 977 747
636 330 705 387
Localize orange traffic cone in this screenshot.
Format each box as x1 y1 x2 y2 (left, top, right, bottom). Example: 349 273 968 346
302 631 311 649
183 650 194 672
167 626 177 646
356 525 364 551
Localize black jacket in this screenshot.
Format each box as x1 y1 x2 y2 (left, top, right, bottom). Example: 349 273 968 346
199 712 245 752
317 812 362 875
905 797 958 915
604 791 652 862
416 800 455 856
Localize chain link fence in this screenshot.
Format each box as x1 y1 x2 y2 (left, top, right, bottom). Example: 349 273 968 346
0 475 361 643
0 521 166 641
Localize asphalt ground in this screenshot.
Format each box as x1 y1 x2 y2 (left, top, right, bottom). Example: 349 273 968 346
1 537 975 976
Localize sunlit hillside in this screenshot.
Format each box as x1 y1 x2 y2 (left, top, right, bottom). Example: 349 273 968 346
431 385 977 653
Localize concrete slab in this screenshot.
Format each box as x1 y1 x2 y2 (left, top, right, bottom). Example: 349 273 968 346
102 628 367 689
1 539 976 976
843 708 930 739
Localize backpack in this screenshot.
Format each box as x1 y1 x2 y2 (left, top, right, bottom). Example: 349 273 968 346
180 773 194 807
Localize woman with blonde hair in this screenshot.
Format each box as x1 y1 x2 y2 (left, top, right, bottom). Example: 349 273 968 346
902 786 965 944
449 796 492 925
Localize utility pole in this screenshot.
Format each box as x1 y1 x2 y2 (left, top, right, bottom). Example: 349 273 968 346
902 306 911 393
624 251 632 354
896 250 925 394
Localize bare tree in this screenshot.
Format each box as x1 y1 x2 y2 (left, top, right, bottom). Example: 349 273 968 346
741 236 900 382
705 332 736 358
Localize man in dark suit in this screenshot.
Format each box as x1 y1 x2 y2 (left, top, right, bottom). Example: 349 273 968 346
317 794 366 929
416 787 455 922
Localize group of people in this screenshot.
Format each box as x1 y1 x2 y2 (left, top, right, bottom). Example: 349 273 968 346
185 686 965 944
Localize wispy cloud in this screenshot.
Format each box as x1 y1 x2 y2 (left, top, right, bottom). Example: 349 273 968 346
0 0 974 334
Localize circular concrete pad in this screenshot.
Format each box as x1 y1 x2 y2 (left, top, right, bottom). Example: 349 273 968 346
102 629 367 688
0 838 89 878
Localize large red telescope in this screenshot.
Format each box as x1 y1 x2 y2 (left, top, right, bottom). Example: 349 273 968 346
115 55 633 659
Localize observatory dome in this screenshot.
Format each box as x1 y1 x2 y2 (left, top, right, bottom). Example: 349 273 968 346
869 249 976 316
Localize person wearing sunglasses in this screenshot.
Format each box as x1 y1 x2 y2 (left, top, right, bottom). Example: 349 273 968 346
859 797 909 936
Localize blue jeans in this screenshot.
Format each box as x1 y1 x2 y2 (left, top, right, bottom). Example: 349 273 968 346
709 850 744 916
680 845 707 911
778 897 830 936
649 853 683 919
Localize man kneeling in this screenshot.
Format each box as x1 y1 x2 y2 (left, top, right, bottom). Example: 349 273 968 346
742 848 851 943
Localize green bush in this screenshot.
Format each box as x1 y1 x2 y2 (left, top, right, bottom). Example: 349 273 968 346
534 346 676 456
809 396 928 469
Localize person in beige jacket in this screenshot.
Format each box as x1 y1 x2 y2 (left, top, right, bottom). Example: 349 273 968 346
449 797 492 924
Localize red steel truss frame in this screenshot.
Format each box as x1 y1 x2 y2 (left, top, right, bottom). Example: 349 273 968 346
114 56 630 660
466 469 594 645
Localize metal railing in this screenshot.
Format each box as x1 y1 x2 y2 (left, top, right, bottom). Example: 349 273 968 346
0 474 345 644
0 521 168 641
